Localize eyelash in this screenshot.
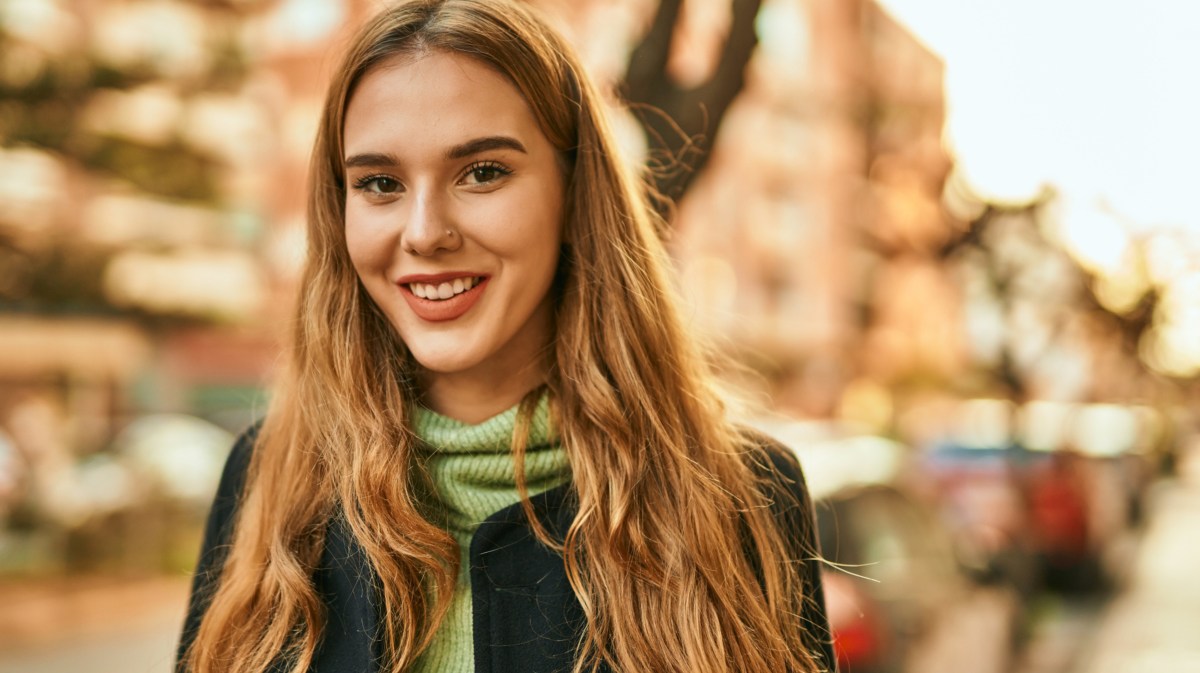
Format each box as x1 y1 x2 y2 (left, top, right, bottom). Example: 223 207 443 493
351 174 398 192
348 161 513 194
462 160 512 183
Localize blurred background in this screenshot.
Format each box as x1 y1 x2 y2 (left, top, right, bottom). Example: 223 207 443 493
1 0 1198 671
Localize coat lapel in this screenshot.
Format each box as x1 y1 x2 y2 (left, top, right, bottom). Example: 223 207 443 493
469 485 589 673
311 514 383 672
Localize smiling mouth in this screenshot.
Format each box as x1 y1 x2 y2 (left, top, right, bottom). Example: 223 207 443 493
407 276 484 301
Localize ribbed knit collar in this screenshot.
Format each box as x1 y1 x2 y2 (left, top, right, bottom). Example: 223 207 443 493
412 393 569 543
412 393 557 454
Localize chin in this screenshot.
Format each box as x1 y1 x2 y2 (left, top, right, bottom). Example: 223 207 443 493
406 344 484 376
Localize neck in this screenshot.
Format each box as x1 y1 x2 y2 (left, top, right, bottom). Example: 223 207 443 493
420 360 547 424
418 301 555 423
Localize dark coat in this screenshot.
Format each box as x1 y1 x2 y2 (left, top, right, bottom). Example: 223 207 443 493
176 426 837 673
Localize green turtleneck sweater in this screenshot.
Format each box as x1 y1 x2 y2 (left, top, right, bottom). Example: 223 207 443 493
410 395 570 673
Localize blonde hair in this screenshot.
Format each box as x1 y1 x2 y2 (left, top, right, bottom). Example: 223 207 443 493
183 1 826 671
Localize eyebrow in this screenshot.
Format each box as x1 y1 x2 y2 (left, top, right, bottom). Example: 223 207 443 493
344 135 528 169
446 135 527 160
344 152 397 169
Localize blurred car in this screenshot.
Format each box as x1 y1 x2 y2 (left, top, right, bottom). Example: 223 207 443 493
747 417 1020 673
817 484 1019 673
920 442 1040 597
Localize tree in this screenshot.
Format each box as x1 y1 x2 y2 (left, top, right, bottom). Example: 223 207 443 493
622 0 763 219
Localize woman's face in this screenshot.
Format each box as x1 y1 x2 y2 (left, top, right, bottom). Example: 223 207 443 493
343 51 565 409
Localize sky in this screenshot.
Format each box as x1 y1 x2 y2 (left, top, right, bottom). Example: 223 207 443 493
876 0 1200 375
877 0 1199 232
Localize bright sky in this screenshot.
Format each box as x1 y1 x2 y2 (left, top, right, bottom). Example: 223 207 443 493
877 0 1199 231
876 0 1200 375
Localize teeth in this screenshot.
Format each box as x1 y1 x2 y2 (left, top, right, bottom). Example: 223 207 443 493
409 277 480 301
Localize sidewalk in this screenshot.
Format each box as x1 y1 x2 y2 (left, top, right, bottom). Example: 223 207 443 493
1077 464 1200 673
0 575 190 673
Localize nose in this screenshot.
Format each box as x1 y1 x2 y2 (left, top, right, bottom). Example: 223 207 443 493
400 189 461 256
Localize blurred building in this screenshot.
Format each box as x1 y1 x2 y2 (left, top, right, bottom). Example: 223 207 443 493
0 0 292 574
657 0 952 416
0 0 1179 546
0 0 292 450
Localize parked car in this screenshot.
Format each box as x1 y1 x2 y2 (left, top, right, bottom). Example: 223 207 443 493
747 418 1020 673
919 442 1040 596
816 483 1019 673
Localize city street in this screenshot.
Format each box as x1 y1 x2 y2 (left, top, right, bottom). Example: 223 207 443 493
0 576 188 673
0 620 180 673
1 466 1198 673
1014 460 1200 673
1 1 1197 672
1077 471 1200 673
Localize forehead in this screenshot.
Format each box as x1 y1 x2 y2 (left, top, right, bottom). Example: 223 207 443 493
343 51 542 155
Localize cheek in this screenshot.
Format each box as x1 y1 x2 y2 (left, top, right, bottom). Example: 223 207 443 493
474 190 563 255
503 213 563 277
539 222 565 272
539 202 566 265
515 188 565 252
343 213 387 275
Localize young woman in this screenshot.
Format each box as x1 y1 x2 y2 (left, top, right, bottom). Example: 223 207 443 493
177 1 835 672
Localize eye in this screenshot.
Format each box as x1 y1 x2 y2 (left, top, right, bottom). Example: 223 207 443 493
461 161 512 186
352 175 402 195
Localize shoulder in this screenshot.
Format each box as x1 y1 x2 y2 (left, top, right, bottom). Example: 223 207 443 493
203 421 261 527
218 422 261 497
203 420 263 547
195 420 265 568
737 426 811 503
736 427 838 670
735 425 821 546
177 420 264 666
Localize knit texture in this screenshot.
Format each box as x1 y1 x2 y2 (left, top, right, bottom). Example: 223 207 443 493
409 395 570 673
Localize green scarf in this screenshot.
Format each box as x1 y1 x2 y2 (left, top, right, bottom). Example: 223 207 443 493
409 394 570 673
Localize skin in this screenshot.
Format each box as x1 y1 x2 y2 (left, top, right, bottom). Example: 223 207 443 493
343 51 566 424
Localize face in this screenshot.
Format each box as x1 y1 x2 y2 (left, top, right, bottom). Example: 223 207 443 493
343 51 565 404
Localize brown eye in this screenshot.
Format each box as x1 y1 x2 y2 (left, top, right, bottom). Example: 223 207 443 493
351 174 403 197
363 176 400 194
462 161 512 186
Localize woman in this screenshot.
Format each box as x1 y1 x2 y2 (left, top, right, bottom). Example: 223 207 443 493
177 1 835 672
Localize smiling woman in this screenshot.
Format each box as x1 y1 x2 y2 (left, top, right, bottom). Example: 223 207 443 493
175 1 835 673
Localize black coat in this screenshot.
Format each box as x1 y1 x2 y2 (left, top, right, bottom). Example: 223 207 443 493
177 426 837 672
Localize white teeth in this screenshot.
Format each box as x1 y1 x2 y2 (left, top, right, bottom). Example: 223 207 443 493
409 277 481 301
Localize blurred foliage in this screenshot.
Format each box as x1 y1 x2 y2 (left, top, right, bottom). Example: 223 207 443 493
0 236 111 312
942 198 1164 398
0 3 254 319
81 135 220 202
0 20 247 206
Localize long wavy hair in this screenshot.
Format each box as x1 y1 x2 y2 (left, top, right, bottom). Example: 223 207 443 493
183 1 825 672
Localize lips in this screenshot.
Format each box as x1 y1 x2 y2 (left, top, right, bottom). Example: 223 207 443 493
396 273 490 322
